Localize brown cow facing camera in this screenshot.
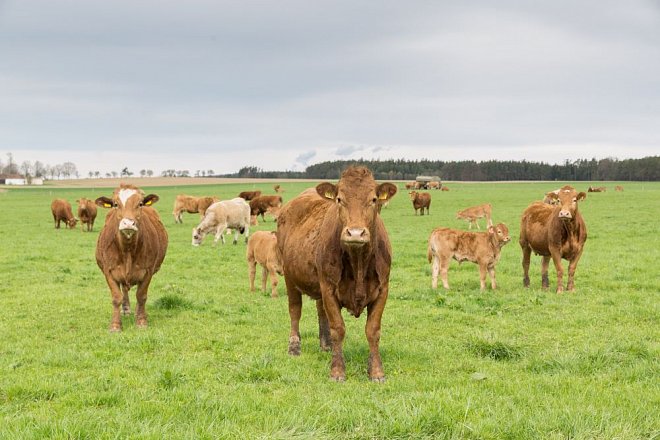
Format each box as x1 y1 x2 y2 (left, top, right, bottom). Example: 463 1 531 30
246 231 283 298
77 198 98 232
409 191 431 215
428 224 511 290
95 184 168 331
277 167 397 382
51 199 78 229
520 185 587 293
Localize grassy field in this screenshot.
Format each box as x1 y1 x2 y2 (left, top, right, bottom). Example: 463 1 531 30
0 180 658 439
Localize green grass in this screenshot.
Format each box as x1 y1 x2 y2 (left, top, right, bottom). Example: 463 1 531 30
0 180 658 439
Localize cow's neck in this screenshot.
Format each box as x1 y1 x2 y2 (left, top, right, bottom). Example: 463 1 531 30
117 232 140 255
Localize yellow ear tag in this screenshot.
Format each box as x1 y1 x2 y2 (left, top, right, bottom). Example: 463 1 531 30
324 191 334 199
378 192 388 200
145 200 153 206
104 202 112 208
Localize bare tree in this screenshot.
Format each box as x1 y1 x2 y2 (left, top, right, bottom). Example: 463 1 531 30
140 169 146 178
105 172 111 178
5 153 18 175
207 169 214 176
62 162 77 179
20 160 32 177
146 169 153 177
33 161 45 177
94 171 100 178
111 171 118 178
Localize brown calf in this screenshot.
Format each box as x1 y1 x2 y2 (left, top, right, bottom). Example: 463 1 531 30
520 185 587 293
587 186 606 192
172 195 218 223
428 224 511 290
95 185 168 331
615 185 624 192
250 195 283 222
246 231 283 298
456 203 492 229
273 184 284 193
277 166 397 381
77 198 98 232
441 186 449 192
409 191 431 215
238 190 262 201
51 199 78 229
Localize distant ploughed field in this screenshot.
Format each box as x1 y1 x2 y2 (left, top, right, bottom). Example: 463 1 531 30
43 177 319 188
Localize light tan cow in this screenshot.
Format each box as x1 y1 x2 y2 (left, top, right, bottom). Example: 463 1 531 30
246 231 283 298
456 203 492 229
428 224 511 290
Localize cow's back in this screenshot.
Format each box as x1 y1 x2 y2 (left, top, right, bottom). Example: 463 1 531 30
277 191 330 298
520 202 556 256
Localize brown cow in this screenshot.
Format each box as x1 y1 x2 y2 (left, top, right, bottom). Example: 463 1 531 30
456 203 492 229
427 224 511 290
95 184 168 331
520 185 587 293
51 199 78 229
238 190 262 201
441 186 449 192
404 182 416 190
246 231 283 298
172 195 218 223
276 167 397 381
76 198 98 232
409 191 431 215
428 181 441 190
615 185 624 192
273 184 284 193
250 195 283 222
587 186 606 192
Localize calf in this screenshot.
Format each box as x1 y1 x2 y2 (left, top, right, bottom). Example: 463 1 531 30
409 191 431 215
441 186 449 192
404 182 415 190
246 231 283 298
456 203 492 229
615 185 624 192
428 181 441 190
520 185 587 293
587 186 606 192
172 195 218 223
51 199 78 229
250 195 283 222
77 198 98 232
238 190 262 201
428 224 511 290
273 184 284 193
192 198 250 246
95 184 168 331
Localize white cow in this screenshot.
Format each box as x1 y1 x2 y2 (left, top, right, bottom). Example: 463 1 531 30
192 198 250 246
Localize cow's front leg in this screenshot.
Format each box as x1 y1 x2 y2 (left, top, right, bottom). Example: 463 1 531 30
285 278 302 356
316 299 331 351
550 250 564 293
135 276 153 328
121 283 131 315
488 265 497 290
566 248 584 292
104 274 123 332
321 281 346 381
366 284 389 382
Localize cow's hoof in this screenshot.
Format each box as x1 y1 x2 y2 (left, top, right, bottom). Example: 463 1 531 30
121 309 131 316
320 344 331 352
109 326 121 333
136 320 148 329
370 376 386 383
288 338 301 356
330 374 346 382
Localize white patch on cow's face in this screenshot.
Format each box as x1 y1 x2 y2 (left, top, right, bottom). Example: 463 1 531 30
118 189 138 206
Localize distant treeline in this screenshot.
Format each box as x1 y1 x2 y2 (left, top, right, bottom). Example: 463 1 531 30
225 156 659 181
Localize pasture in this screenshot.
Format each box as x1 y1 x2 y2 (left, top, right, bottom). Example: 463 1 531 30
0 180 658 439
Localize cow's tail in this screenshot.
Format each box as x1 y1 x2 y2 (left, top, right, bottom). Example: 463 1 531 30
427 241 434 263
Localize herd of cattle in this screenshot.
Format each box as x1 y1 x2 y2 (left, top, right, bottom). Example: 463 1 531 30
48 168 611 381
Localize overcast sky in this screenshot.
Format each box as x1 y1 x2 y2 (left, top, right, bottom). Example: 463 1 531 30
1 0 659 176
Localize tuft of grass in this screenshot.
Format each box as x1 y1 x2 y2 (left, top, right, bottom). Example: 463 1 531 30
466 337 524 361
153 294 194 310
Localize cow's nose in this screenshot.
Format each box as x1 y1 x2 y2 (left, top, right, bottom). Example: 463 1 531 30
558 210 572 219
343 227 370 244
119 218 137 231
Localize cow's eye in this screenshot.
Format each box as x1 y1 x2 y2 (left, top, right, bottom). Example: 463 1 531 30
497 230 502 234
372 197 377 204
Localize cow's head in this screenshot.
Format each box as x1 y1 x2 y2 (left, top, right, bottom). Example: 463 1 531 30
191 227 205 246
96 185 159 241
316 167 397 247
488 223 511 246
408 191 418 200
547 185 586 220
67 217 78 228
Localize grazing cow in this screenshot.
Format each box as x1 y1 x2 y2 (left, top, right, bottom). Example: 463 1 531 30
172 195 218 223
520 185 587 293
273 184 284 193
76 198 98 232
615 185 624 192
404 182 415 190
250 195 283 222
276 166 397 381
95 185 168 331
456 203 492 229
238 190 262 201
427 224 511 290
428 181 441 190
409 191 431 215
246 231 283 298
441 186 450 192
192 198 251 246
587 186 606 192
51 199 78 229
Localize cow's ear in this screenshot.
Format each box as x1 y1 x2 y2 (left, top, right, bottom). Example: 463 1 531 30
316 182 338 200
143 194 159 206
95 196 113 208
377 183 398 201
576 192 586 201
488 225 495 234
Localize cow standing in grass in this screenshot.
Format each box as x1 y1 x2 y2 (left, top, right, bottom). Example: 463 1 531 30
277 167 397 381
95 185 168 331
520 185 587 293
51 199 78 229
77 198 98 232
246 231 283 298
409 191 431 215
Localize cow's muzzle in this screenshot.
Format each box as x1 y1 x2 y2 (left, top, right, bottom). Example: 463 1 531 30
119 218 138 238
558 210 572 219
341 227 370 246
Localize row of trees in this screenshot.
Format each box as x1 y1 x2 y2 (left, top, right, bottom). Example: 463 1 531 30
281 156 658 181
0 153 79 180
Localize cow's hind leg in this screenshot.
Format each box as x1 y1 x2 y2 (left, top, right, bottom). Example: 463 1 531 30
440 255 451 289
268 267 279 298
285 278 302 356
316 299 331 351
431 254 440 289
261 266 268 293
541 256 551 289
365 284 389 383
521 244 531 287
248 258 257 292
